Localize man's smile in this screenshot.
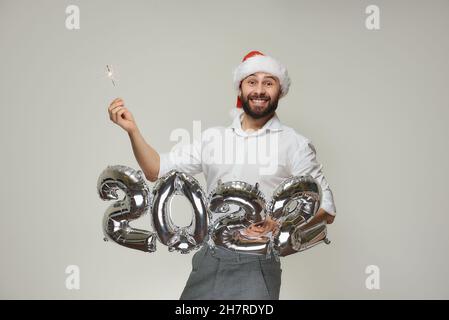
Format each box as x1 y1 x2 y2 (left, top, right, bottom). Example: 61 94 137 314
249 97 270 108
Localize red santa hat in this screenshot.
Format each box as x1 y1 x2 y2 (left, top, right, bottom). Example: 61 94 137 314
233 50 291 109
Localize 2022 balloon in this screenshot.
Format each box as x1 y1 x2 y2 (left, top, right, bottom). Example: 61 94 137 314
97 165 330 258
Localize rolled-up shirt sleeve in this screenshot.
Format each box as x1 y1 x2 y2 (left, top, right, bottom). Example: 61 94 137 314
289 140 337 216
158 139 203 178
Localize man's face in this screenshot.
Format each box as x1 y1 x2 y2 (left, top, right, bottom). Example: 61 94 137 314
239 72 281 119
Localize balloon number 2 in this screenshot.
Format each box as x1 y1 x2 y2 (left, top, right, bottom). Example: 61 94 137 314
97 165 330 258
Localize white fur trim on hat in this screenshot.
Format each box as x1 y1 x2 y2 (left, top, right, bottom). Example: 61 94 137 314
233 55 291 97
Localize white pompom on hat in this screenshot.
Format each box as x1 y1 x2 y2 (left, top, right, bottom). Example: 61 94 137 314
233 50 291 108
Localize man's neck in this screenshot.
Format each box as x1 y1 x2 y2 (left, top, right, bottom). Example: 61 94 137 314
241 112 275 131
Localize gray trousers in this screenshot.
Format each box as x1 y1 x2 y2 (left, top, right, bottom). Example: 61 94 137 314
180 245 282 300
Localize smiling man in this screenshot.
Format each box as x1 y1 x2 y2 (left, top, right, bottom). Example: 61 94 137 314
107 50 337 300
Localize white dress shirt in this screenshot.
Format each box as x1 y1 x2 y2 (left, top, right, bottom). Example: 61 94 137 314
158 113 337 215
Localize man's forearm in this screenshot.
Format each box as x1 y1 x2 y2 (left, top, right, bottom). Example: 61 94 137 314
128 128 160 182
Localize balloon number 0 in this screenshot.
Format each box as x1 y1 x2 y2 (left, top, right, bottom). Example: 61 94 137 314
97 165 330 258
151 171 209 253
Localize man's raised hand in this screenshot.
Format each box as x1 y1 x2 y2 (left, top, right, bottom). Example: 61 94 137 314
108 98 138 133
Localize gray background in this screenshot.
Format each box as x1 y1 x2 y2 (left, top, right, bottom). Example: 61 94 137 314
1 0 448 299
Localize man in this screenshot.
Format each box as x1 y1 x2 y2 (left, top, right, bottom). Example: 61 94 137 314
107 51 337 300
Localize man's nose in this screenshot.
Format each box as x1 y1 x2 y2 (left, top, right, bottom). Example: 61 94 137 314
254 83 266 95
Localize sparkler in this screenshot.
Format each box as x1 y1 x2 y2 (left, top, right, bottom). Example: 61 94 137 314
106 64 116 87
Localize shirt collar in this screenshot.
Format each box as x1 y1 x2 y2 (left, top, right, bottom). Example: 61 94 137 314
229 112 283 136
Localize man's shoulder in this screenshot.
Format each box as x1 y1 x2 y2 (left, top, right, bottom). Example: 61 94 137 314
279 123 311 147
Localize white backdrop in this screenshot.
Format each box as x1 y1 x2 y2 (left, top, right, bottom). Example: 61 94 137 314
1 0 448 299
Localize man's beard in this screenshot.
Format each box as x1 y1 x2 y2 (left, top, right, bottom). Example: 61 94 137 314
240 93 279 119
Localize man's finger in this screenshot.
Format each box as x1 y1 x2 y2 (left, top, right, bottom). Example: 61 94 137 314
110 103 124 114
110 105 124 118
108 98 123 111
112 105 123 122
109 101 124 111
116 108 126 121
108 98 120 108
110 105 120 122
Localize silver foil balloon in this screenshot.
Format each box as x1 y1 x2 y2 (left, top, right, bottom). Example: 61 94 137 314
151 170 209 254
208 180 271 255
97 165 157 253
269 175 329 256
291 220 329 252
97 166 331 258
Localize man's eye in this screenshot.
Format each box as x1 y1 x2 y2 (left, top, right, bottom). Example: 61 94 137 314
248 81 256 85
265 82 273 86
